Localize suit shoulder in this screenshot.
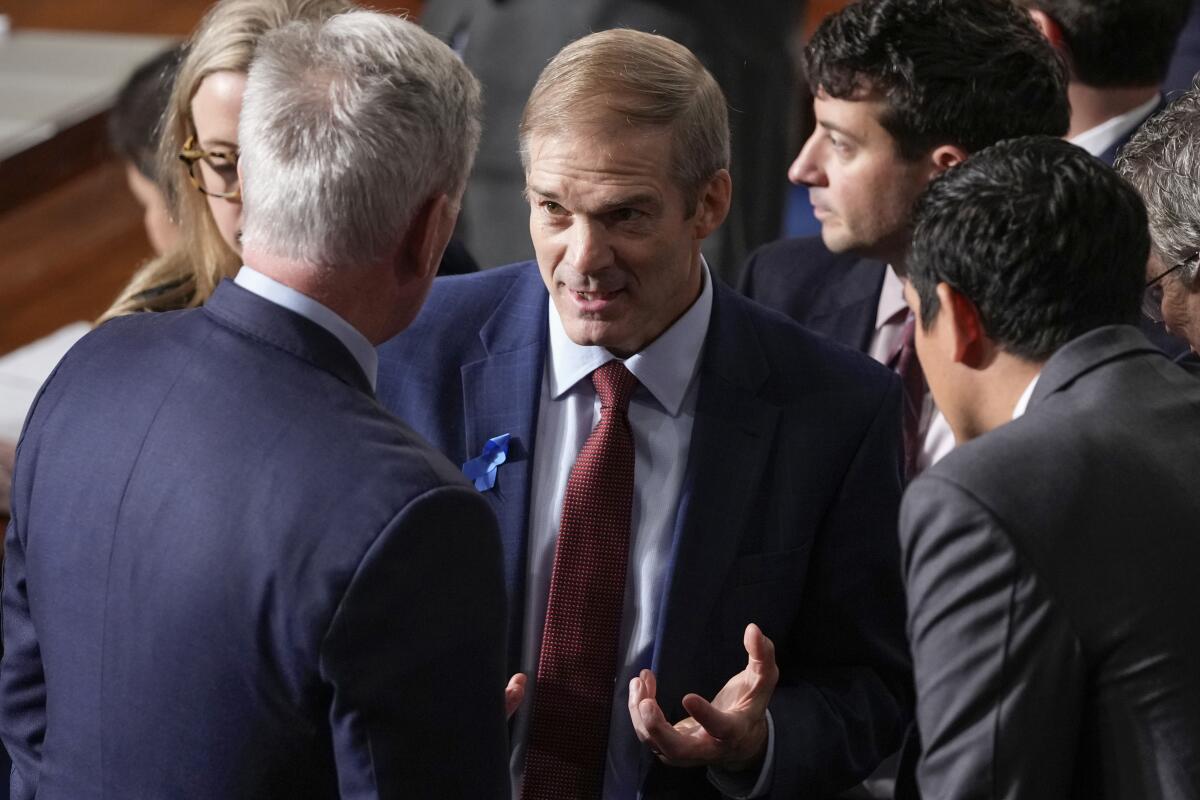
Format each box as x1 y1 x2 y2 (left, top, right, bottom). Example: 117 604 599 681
724 287 897 401
381 262 537 352
742 235 860 293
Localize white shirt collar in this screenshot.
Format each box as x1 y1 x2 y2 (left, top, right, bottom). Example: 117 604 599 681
1011 373 1041 420
234 265 378 390
875 265 908 330
546 259 714 416
1069 94 1161 158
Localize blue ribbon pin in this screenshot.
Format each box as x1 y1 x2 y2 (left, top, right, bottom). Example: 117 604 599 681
462 433 511 492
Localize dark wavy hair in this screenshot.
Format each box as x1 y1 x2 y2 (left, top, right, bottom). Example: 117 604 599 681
805 0 1070 160
909 136 1147 361
1016 0 1190 87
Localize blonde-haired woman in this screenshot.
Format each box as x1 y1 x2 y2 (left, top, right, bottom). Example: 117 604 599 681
99 0 352 321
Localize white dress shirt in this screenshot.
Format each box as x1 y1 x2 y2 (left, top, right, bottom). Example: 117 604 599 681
1012 374 1041 420
511 262 772 799
234 266 377 390
1069 94 1161 158
867 266 956 470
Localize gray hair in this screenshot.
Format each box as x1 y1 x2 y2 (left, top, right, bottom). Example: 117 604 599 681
239 11 482 268
518 28 730 212
1116 78 1200 285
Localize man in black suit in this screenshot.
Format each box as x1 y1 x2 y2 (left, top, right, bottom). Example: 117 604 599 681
420 0 799 282
901 135 1200 798
741 0 1069 476
1017 0 1190 165
0 13 508 798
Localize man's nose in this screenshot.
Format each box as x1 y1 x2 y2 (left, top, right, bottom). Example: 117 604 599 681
567 219 613 275
788 131 826 187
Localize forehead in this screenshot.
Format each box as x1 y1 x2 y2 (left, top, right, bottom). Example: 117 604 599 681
525 125 678 205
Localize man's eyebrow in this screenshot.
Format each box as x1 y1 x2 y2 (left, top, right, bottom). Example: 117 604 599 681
595 193 660 213
817 120 861 142
525 184 560 202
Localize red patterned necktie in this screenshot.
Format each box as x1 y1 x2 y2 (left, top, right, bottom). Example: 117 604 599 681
523 360 638 800
887 312 926 480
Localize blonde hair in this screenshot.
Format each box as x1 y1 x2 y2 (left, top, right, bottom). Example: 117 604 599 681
518 28 730 211
99 0 353 322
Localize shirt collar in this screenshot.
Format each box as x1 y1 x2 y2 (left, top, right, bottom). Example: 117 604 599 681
1012 373 1041 419
546 259 714 416
875 265 908 330
1069 94 1161 158
234 265 378 390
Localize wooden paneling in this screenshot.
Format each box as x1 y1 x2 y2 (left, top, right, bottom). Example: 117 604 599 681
0 160 152 355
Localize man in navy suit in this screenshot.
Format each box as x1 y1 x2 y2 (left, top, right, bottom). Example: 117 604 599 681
377 28 910 800
0 13 508 799
741 0 1071 478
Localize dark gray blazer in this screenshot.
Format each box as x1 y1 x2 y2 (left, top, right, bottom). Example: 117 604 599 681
900 325 1200 799
420 0 799 283
1 282 509 799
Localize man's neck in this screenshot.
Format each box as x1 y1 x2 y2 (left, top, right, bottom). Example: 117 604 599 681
244 250 397 345
1066 83 1159 140
957 354 1044 442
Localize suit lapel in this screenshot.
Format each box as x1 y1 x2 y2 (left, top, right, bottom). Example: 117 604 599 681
460 267 548 670
652 285 780 712
805 259 886 352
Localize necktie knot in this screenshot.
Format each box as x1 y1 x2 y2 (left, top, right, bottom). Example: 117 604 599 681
592 360 637 413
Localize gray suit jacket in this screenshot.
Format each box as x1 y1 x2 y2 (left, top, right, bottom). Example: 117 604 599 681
900 325 1200 799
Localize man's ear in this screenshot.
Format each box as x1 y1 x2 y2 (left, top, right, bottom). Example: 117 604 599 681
928 144 968 179
936 282 988 367
691 168 732 239
1027 8 1066 51
399 193 455 283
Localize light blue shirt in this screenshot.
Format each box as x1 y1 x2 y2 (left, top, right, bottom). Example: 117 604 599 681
234 266 378 391
511 261 773 799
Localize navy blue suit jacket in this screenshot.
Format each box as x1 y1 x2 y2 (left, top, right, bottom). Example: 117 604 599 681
1 282 509 799
741 235 1191 360
376 263 912 798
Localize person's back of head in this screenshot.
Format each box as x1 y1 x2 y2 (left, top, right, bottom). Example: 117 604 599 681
108 45 185 256
804 0 1070 159
905 136 1148 439
238 11 482 337
1016 0 1191 88
108 45 184 182
910 136 1147 362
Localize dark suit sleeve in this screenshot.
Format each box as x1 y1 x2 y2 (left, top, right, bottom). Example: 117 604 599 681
1 514 47 800
319 484 509 799
900 475 1083 800
768 377 912 797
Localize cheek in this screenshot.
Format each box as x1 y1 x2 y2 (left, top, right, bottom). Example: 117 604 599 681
206 196 242 255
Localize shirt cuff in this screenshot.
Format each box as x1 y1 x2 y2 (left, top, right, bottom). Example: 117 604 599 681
705 709 775 799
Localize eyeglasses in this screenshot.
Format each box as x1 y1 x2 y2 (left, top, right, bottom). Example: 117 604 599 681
179 135 241 200
1143 251 1198 322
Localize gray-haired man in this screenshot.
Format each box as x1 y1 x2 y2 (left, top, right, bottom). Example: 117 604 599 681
1 12 508 798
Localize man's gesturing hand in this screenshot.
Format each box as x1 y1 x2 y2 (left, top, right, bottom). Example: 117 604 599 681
627 623 778 771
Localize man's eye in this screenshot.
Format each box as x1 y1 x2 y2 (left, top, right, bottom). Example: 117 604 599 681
611 208 644 223
541 200 567 216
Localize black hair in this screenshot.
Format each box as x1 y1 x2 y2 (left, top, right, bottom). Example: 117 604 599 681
804 0 1070 160
909 136 1147 361
1021 0 1190 87
107 45 185 180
